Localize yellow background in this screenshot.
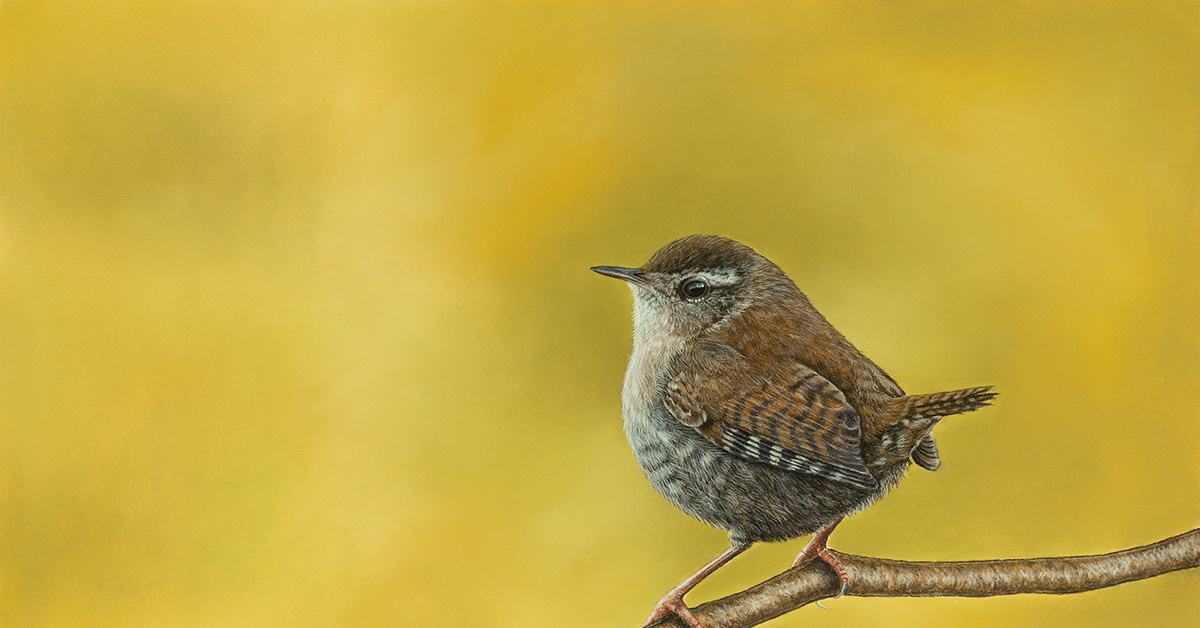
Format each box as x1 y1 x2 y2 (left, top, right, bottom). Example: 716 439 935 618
2 2 1198 627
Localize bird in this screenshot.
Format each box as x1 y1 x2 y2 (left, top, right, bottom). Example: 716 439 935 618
592 235 995 628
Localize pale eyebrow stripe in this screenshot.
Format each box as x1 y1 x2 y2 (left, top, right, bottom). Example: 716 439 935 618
689 269 742 286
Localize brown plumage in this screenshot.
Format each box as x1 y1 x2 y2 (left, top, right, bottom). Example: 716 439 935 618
669 344 878 491
593 235 996 628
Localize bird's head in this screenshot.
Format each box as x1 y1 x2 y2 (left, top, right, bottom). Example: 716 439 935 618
592 235 792 345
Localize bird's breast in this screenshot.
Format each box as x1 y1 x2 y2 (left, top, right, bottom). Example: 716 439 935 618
621 337 681 429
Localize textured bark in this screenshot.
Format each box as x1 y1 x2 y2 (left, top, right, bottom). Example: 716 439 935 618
647 527 1200 628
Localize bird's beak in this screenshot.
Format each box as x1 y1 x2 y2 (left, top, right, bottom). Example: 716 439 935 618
591 266 647 285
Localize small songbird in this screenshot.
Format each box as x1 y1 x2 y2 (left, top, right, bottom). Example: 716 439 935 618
593 235 995 628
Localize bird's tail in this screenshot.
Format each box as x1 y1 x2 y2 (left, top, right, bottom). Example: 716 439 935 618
883 386 997 471
891 386 997 422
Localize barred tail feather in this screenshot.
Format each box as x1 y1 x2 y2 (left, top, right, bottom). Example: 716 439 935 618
895 386 997 421
885 386 996 470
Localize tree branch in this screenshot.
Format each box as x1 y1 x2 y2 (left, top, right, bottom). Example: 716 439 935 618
648 527 1200 628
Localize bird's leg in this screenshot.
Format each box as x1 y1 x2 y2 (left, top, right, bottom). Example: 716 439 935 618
791 518 849 601
643 545 747 628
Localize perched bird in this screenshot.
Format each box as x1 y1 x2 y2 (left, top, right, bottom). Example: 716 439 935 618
593 235 995 628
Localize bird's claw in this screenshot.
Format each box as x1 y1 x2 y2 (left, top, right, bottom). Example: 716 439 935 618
815 580 847 609
795 543 850 610
643 592 705 628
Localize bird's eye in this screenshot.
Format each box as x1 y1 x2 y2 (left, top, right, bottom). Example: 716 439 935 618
679 279 709 299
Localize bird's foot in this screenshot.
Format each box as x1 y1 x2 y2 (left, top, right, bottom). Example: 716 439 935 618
792 526 850 608
642 545 746 627
793 543 850 584
642 589 705 628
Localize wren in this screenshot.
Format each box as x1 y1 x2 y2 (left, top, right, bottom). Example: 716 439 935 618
593 235 995 628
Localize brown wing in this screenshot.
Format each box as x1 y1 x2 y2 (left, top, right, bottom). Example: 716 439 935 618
665 345 878 491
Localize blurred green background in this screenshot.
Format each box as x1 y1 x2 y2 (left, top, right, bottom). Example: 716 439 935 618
2 2 1198 627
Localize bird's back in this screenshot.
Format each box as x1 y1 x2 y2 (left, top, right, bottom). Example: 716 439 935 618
703 274 962 476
